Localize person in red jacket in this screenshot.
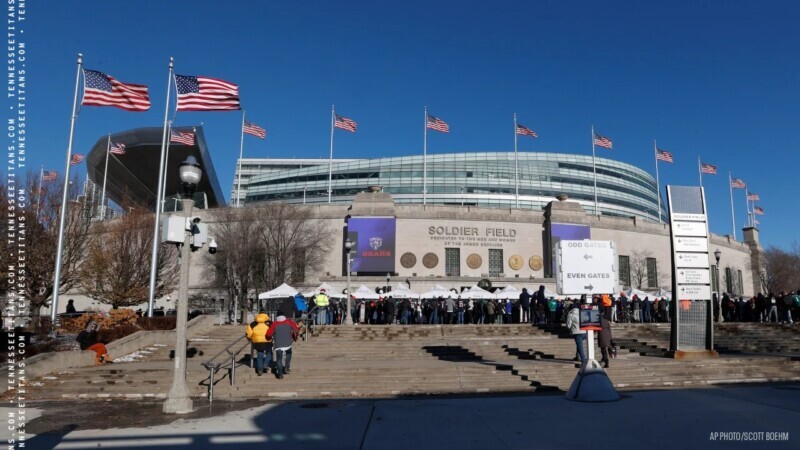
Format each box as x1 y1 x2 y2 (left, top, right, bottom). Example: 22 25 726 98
266 315 301 379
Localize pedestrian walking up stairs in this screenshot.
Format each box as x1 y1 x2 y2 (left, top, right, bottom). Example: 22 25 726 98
13 323 800 402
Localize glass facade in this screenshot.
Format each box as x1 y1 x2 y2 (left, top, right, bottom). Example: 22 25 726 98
445 248 461 276
242 152 666 222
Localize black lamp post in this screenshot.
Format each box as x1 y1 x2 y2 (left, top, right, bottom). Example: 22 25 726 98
345 238 354 325
714 249 722 296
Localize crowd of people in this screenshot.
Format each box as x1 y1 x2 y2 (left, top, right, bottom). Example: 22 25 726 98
714 291 800 324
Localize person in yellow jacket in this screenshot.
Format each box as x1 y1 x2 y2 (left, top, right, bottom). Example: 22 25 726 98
245 311 272 376
314 289 330 325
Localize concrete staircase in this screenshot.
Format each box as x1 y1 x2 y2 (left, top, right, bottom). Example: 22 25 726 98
12 323 800 401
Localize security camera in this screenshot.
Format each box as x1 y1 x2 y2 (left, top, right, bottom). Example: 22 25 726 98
208 237 218 254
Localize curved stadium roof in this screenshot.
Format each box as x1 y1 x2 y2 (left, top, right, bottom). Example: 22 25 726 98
244 152 666 222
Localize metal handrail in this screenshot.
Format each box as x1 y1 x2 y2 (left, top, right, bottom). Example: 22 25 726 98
200 334 249 403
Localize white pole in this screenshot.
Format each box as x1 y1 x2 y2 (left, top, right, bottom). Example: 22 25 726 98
160 122 173 216
147 57 175 318
728 172 736 240
591 125 598 216
100 134 111 220
514 113 519 208
423 106 428 205
50 53 83 324
236 110 246 207
328 105 334 204
303 186 306 204
36 165 43 219
744 188 751 228
654 140 661 223
698 156 703 188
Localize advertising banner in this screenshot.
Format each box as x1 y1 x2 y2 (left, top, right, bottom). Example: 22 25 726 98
348 217 396 273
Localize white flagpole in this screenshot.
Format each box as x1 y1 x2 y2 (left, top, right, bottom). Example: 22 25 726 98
744 188 751 228
728 172 736 240
147 57 175 318
654 140 662 223
698 156 703 188
423 106 428 205
100 134 111 220
591 125 598 216
50 53 83 324
236 110 246 207
514 113 519 208
36 165 43 219
328 105 334 204
160 121 173 214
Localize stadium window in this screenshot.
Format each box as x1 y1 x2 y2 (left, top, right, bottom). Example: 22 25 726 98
619 255 631 287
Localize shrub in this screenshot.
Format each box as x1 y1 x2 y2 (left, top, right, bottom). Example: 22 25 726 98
137 316 177 330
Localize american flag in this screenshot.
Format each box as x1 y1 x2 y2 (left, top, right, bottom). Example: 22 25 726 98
656 148 674 163
243 120 266 139
747 191 760 201
82 69 150 111
516 124 538 138
69 154 85 166
731 178 746 189
700 162 717 174
109 142 126 155
754 206 764 216
42 170 58 181
334 114 357 132
170 130 196 146
175 74 240 111
753 218 760 225
593 133 613 149
426 114 449 133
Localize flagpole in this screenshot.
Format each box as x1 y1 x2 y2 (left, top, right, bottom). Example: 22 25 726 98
236 110 246 207
654 140 662 223
100 134 111 220
744 189 751 228
697 156 703 188
147 57 175 318
514 113 519 208
591 125 598 216
36 165 43 219
728 172 736 240
328 105 334 204
50 53 83 325
423 106 428 206
160 121 173 213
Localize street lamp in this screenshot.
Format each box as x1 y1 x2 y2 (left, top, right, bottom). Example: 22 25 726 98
345 238 354 325
460 186 465 206
163 156 202 414
714 249 722 296
303 186 307 204
386 273 391 293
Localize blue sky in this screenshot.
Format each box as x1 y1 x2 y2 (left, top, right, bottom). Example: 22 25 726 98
18 1 800 248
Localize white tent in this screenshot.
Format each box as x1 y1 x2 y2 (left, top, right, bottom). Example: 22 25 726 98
544 287 561 299
302 282 346 299
258 283 299 300
649 288 672 300
390 282 419 299
495 285 522 300
351 285 380 300
461 285 495 300
420 284 453 299
623 287 651 299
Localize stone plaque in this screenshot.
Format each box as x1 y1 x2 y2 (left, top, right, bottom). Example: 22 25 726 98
400 252 417 269
509 255 524 271
529 256 543 271
466 253 482 269
422 252 439 269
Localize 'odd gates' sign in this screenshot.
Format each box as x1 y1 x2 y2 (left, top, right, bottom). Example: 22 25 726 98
555 240 617 295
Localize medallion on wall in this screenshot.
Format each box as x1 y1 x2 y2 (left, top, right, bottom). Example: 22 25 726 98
466 253 482 269
400 252 417 269
509 255 524 271
529 255 543 271
422 252 439 269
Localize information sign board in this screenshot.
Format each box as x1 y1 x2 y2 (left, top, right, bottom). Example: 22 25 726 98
555 240 616 295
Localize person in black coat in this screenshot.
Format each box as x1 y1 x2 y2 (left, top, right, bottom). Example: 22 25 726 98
277 296 299 319
598 308 613 368
519 288 531 323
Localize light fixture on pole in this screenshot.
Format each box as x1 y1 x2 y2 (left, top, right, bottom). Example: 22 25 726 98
714 249 722 296
344 238 354 325
386 273 391 293
163 155 203 414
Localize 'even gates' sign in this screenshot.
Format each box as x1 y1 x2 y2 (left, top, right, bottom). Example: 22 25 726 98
555 240 617 295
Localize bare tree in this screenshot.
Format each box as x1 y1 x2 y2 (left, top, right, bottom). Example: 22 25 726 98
762 243 800 293
78 206 178 309
629 250 664 290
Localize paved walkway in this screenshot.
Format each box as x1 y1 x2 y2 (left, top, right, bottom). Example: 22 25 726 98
8 384 799 449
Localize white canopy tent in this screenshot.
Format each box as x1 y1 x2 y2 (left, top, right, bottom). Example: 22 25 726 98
351 285 381 300
495 285 522 300
623 287 651 299
649 288 672 300
420 284 454 299
302 282 346 299
461 285 495 300
390 282 420 299
258 283 299 300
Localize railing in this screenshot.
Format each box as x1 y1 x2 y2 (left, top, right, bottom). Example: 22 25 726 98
200 334 250 403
